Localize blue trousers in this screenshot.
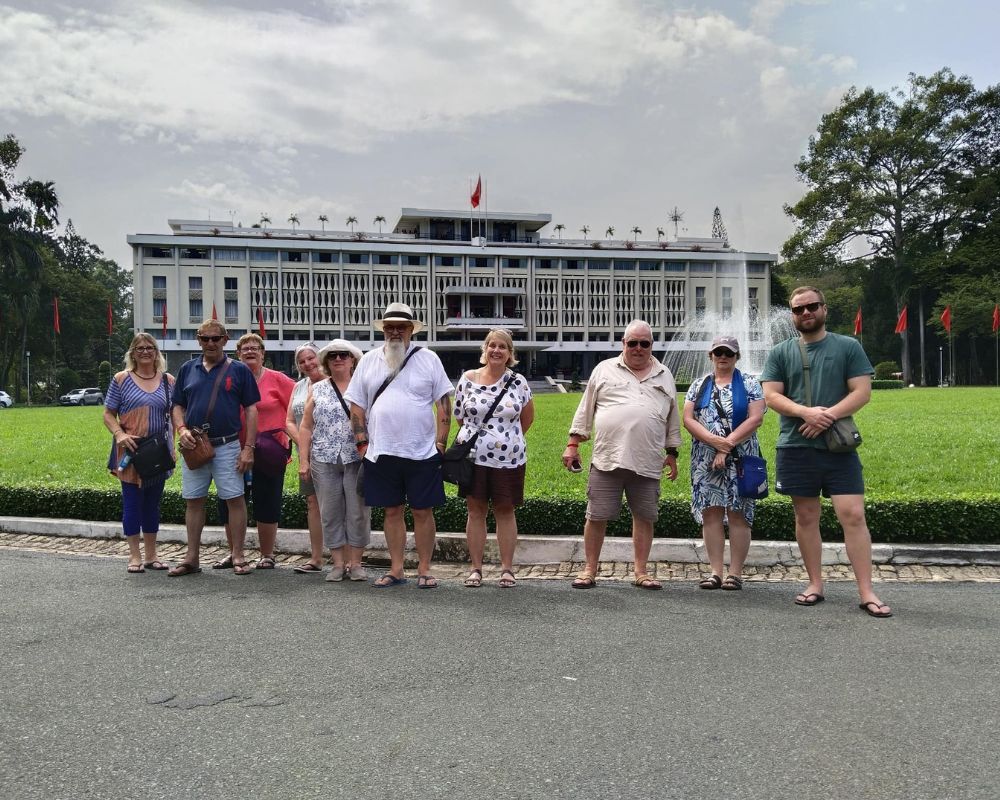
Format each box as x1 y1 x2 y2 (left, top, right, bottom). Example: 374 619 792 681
121 479 166 537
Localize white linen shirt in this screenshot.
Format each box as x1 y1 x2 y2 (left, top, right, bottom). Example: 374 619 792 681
344 344 454 462
569 355 681 480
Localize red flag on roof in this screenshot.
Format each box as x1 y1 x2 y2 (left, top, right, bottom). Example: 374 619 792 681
257 307 266 338
107 301 113 336
853 306 862 336
940 305 952 333
212 302 218 320
53 297 61 334
993 304 999 333
894 306 908 334
162 299 168 339
471 175 482 209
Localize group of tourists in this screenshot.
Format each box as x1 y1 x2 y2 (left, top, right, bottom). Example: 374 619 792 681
103 287 891 618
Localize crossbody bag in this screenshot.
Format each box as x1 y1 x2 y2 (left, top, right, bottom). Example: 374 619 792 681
129 374 175 480
181 358 232 469
797 338 862 452
703 375 768 499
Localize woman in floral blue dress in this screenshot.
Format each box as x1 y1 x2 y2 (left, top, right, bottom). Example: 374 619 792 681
683 336 766 591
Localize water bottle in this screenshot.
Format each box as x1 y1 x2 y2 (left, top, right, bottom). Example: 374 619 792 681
118 451 132 470
244 469 253 489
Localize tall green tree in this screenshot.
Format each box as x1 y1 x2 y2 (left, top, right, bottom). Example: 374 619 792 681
782 69 994 383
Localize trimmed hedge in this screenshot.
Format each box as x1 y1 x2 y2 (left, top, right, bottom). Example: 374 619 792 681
2 483 999 544
872 380 906 390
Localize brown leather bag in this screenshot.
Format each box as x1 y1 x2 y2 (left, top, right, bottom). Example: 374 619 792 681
180 359 231 470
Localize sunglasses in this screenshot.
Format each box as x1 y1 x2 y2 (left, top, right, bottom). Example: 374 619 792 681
198 334 224 342
791 301 824 315
327 352 353 361
625 339 652 349
711 348 737 358
382 323 411 334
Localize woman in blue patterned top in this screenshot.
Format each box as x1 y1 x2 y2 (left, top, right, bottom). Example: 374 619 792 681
682 335 765 591
453 329 534 588
102 332 176 573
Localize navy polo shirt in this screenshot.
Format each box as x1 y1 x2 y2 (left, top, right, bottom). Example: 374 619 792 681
172 356 260 438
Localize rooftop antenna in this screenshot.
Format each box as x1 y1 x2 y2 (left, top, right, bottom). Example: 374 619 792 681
667 206 684 239
712 206 729 247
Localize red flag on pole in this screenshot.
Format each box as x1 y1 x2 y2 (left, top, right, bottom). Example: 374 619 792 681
107 301 113 336
53 297 61 334
162 299 168 339
471 175 482 209
993 304 999 333
257 307 266 338
894 307 908 334
853 306 862 336
940 305 952 333
211 302 218 320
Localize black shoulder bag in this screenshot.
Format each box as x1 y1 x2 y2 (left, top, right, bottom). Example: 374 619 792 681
441 371 517 492
129 375 175 481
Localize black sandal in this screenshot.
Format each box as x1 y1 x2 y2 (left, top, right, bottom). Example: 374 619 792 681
699 574 723 590
498 570 516 588
721 575 743 591
464 568 483 588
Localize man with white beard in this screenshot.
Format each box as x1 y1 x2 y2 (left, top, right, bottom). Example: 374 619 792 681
345 302 454 588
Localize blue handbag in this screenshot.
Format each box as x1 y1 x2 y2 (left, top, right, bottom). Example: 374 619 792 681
735 454 768 499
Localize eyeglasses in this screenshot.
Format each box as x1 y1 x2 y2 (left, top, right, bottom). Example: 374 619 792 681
134 346 156 353
327 352 352 361
240 346 262 353
625 339 652 349
382 323 411 334
711 348 737 358
198 334 224 343
791 301 824 316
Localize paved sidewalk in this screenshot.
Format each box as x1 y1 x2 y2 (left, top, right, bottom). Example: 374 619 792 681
2 519 998 583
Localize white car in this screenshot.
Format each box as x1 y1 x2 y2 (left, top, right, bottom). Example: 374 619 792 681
0 390 12 408
59 387 104 406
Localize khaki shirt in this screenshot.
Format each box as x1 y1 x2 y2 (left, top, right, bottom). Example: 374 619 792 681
569 355 681 479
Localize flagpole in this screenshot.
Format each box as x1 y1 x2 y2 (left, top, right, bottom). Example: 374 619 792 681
469 177 473 243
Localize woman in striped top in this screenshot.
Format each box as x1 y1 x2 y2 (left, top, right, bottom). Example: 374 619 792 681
103 332 176 573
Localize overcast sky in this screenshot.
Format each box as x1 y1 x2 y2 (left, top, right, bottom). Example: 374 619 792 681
2 0 998 269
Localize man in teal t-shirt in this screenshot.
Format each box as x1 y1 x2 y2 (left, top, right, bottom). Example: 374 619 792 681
760 286 891 618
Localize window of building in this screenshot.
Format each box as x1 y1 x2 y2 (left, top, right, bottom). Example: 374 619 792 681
347 253 369 264
690 263 714 273
695 286 707 318
283 250 305 262
214 248 246 261
748 286 759 317
537 258 556 269
565 259 583 270
717 263 743 274
180 329 197 340
188 276 202 290
224 277 237 290
250 250 278 261
639 260 659 271
404 254 426 266
435 256 459 267
314 252 337 263
144 246 173 258
180 247 208 260
189 297 203 319
374 254 397 265
153 298 166 317
588 332 607 342
614 260 635 271
470 256 491 268
152 276 167 289
501 257 522 269
225 298 238 320
746 262 768 274
665 261 686 272
588 260 610 270
722 286 733 317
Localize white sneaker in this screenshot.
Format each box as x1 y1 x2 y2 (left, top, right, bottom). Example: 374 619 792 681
325 565 345 582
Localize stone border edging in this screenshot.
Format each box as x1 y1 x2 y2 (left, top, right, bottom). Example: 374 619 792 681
2 516 998 567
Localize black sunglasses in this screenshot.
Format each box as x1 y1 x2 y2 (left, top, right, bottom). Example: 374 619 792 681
791 301 824 315
198 334 224 343
625 339 652 349
327 352 352 360
711 348 737 358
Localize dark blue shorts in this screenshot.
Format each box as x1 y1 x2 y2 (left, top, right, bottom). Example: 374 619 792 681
363 454 446 510
775 447 864 498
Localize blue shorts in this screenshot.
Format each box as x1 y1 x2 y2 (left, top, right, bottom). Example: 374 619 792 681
775 447 864 498
363 454 446 510
181 440 245 500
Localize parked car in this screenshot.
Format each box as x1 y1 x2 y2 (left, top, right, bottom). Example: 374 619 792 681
59 387 104 406
0 390 12 408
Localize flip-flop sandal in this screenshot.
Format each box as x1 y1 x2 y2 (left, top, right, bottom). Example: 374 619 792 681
293 563 323 574
464 568 483 588
256 557 276 570
127 564 145 574
143 560 169 571
859 601 892 618
572 571 596 589
167 562 202 577
417 574 438 589
794 592 825 606
699 574 723 590
633 574 662 590
233 561 253 576
373 573 407 588
498 570 516 589
211 555 234 570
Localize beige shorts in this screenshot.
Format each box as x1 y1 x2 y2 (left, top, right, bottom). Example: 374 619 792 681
585 466 661 522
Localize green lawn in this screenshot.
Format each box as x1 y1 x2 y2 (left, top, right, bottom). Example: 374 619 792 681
2 387 998 499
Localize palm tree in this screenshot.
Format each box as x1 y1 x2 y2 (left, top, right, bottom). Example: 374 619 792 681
373 215 386 234
605 226 615 240
631 226 642 242
259 213 271 230
580 225 590 241
288 213 299 231
554 223 565 240
318 214 328 232
346 215 358 233
656 226 665 242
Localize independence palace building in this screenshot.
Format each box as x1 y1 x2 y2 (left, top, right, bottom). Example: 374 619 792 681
128 207 776 377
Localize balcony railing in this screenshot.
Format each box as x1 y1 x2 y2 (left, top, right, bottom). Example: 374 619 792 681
445 316 525 330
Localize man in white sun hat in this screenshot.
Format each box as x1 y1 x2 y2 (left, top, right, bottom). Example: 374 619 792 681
344 302 454 589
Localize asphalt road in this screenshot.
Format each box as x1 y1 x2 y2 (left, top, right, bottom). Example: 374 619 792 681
2 549 998 800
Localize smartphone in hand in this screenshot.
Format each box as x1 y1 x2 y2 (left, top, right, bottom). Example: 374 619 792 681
569 458 583 473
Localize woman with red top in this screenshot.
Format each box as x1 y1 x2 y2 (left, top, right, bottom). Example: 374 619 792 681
215 333 295 570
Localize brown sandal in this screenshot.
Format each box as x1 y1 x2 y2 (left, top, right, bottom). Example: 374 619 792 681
721 575 743 590
699 574 723 590
572 570 596 589
498 570 516 588
633 574 662 590
464 568 483 588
